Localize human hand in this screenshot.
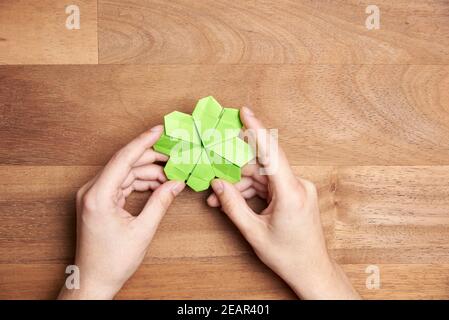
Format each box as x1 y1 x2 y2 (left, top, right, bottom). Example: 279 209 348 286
207 107 360 300
58 125 185 300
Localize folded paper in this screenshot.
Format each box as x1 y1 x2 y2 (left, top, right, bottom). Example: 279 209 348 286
154 96 255 191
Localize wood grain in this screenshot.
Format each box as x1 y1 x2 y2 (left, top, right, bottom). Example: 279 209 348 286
1 165 449 299
0 0 98 65
1 64 449 166
98 0 449 64
2 0 449 300
3 263 449 300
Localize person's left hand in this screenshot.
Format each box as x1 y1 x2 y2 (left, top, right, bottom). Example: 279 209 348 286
58 125 185 299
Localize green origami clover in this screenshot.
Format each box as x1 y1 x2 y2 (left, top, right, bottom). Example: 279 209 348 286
153 96 255 192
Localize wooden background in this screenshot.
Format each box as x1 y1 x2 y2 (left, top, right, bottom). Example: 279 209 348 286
1 0 449 299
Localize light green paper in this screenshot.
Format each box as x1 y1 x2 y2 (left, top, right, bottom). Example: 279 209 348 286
163 143 202 181
164 111 201 145
192 96 223 147
207 150 241 183
208 137 255 168
212 108 242 145
157 96 254 191
153 133 182 156
186 150 216 192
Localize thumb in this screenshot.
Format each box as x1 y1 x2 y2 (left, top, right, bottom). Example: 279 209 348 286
211 179 261 240
137 180 185 230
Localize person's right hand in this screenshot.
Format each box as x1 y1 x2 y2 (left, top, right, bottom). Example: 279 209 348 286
207 107 360 300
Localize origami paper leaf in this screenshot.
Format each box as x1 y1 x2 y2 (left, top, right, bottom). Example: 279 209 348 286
164 111 201 145
186 150 216 192
213 161 241 183
207 149 241 183
213 108 242 145
163 143 202 181
156 96 255 191
192 96 223 146
153 133 182 156
208 136 254 168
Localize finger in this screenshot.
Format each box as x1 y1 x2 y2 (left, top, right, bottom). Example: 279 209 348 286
241 187 258 199
235 187 267 200
122 180 162 198
206 194 220 207
240 107 297 194
133 149 169 167
257 190 268 200
234 177 253 191
134 180 162 192
136 181 185 230
93 126 164 196
207 184 267 207
117 196 126 208
76 169 102 208
121 164 166 189
238 178 268 194
210 179 263 241
206 177 266 207
119 180 162 208
242 163 268 185
206 177 252 207
251 180 268 193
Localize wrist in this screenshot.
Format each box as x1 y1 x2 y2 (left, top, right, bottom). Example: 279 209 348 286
58 282 117 300
57 270 121 300
275 254 360 300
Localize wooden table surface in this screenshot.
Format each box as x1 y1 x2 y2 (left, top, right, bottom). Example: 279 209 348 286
1 0 449 299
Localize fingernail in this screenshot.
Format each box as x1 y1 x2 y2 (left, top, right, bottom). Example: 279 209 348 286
211 180 224 195
171 181 185 196
151 125 163 132
242 106 254 117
